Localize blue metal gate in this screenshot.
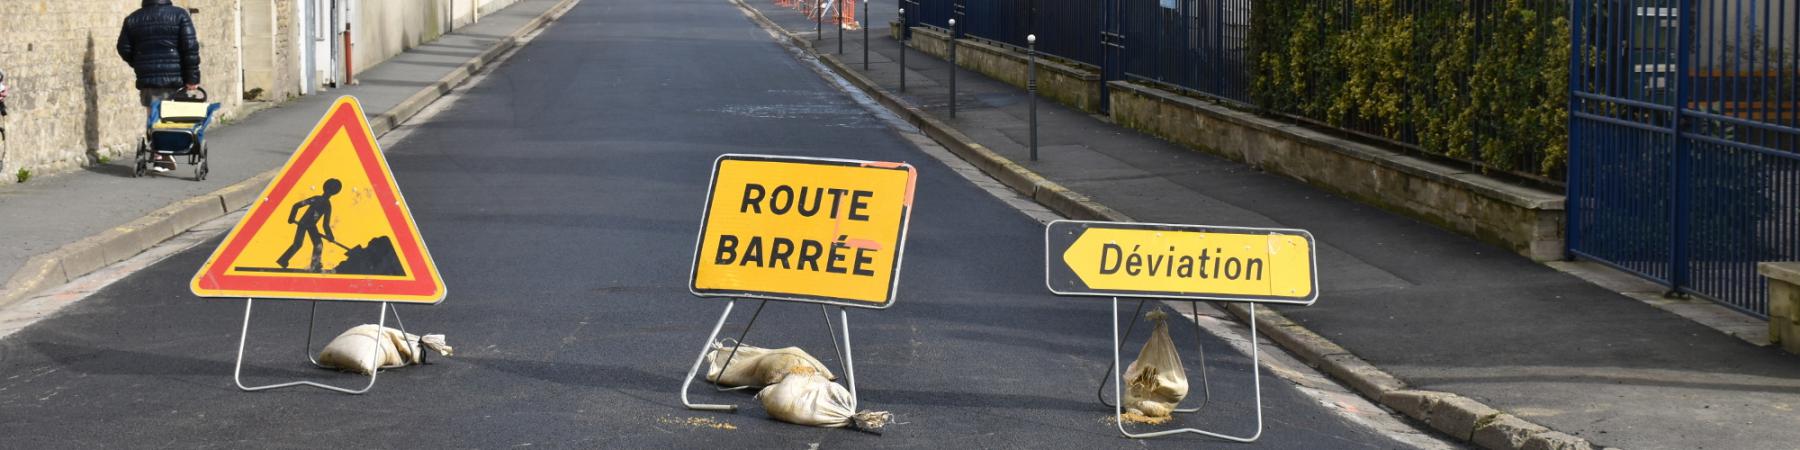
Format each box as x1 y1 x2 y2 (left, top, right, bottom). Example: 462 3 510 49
1119 0 1252 103
1569 0 1800 317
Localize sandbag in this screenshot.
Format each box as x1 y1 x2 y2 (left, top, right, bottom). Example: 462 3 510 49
704 340 836 388
756 367 892 433
317 324 453 375
1123 309 1188 423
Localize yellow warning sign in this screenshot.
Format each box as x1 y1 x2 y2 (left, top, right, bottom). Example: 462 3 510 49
1046 220 1316 305
191 96 445 303
690 155 918 308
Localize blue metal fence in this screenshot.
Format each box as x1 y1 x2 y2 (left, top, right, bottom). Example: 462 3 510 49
907 0 1104 67
905 0 1240 101
915 0 952 29
1037 0 1104 64
1570 0 1800 317
1120 0 1252 103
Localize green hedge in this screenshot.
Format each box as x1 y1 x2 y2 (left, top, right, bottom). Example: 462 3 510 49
1248 0 1570 178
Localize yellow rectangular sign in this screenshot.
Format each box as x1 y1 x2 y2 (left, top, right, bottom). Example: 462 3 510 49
1045 220 1317 305
690 154 918 308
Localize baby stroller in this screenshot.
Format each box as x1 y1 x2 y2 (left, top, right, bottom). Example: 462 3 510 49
134 88 219 180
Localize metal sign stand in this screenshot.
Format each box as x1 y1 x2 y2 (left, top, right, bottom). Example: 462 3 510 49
680 299 858 412
1095 299 1211 411
233 298 412 395
1106 297 1263 441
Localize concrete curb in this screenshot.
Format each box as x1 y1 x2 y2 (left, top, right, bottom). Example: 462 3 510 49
0 0 581 312
735 2 1603 449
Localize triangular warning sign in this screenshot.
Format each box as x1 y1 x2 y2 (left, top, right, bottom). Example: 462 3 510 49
192 96 445 304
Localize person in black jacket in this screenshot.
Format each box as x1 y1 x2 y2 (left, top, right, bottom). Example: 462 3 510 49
116 0 201 172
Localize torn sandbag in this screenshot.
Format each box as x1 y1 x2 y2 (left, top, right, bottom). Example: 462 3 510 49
704 339 836 388
756 367 893 433
317 324 453 375
1122 309 1188 423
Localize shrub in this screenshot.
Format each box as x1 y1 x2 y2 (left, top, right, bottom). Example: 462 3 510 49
1249 0 1570 178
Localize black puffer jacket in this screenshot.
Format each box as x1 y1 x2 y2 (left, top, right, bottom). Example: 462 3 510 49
116 0 200 89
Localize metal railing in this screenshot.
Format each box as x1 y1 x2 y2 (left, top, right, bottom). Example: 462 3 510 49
1569 0 1800 318
1121 0 1252 103
941 0 1104 66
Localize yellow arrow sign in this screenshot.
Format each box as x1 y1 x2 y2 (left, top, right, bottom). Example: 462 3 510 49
1046 220 1317 305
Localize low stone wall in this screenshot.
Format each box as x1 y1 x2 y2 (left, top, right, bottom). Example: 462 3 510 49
895 25 1566 261
1763 263 1800 354
1107 81 1565 260
901 27 1100 113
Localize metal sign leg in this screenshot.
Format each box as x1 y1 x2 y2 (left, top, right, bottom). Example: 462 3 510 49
304 300 413 370
678 301 864 412
1096 299 1211 413
1111 297 1262 441
234 298 389 395
839 306 857 405
681 300 740 411
820 305 849 380
710 300 768 392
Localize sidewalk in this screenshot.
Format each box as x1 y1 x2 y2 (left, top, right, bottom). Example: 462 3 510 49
744 2 1800 449
0 0 574 308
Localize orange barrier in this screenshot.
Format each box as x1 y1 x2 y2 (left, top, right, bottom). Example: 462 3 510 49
837 0 857 29
791 0 855 28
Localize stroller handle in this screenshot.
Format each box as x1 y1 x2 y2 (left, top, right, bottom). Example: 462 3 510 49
172 87 209 102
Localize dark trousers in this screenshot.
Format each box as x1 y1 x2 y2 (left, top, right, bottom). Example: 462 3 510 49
278 226 323 271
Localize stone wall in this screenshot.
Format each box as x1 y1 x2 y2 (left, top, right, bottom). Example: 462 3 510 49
0 0 246 183
1106 81 1566 260
903 27 1100 113
241 0 301 102
338 0 524 87
1763 263 1800 354
353 0 451 77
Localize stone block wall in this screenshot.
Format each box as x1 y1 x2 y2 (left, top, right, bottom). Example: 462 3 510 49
1107 81 1566 261
1763 263 1800 354
0 0 245 182
904 27 1100 113
268 0 299 101
241 0 301 103
348 0 521 84
353 0 454 77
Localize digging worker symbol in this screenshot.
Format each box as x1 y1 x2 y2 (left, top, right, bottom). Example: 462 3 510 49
278 178 342 272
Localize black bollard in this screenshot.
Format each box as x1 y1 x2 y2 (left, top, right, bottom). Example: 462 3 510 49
898 8 907 92
1028 34 1038 161
816 0 823 40
862 0 870 70
838 0 844 55
948 18 957 118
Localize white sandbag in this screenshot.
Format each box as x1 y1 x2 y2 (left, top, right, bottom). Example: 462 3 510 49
1123 309 1188 423
757 368 856 427
756 367 892 433
317 324 453 375
704 340 836 388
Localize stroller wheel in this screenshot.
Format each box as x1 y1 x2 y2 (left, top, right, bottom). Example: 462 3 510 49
132 145 149 178
194 144 209 181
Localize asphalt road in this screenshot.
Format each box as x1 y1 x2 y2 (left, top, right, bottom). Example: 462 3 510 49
0 0 1426 447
